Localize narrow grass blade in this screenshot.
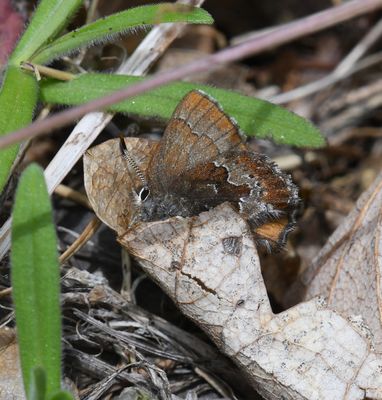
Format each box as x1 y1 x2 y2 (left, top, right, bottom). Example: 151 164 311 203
11 164 62 398
40 73 325 147
10 0 83 64
0 66 38 191
31 3 212 64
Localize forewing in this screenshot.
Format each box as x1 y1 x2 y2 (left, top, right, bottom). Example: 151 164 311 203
148 90 246 192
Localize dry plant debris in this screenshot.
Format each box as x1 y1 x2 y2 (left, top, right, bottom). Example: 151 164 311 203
0 328 24 399
84 138 382 399
287 171 382 351
2 1 382 399
59 267 246 399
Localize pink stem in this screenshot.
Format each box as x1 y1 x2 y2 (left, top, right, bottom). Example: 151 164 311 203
0 0 380 149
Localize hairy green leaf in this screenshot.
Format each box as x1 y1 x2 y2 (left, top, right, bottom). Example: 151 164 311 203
40 73 325 147
11 164 62 398
10 0 83 64
0 67 38 191
31 3 213 64
29 367 46 400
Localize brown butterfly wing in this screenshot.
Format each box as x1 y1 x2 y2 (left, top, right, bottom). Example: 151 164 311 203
145 90 299 249
147 90 246 193
179 151 300 249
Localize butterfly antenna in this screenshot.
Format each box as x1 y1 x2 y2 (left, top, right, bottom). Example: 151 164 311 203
119 136 150 201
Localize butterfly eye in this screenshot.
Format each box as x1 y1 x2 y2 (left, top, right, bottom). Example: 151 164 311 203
138 186 150 202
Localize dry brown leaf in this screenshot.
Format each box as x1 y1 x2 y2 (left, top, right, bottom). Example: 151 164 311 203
0 328 24 400
84 140 382 399
286 171 382 351
120 204 382 400
84 138 158 235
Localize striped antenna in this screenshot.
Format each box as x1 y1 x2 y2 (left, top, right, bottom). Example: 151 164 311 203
119 135 149 199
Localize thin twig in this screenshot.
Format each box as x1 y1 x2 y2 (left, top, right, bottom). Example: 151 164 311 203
0 0 381 149
21 62 75 81
271 18 382 104
59 217 101 264
54 183 92 209
0 287 12 298
335 17 382 75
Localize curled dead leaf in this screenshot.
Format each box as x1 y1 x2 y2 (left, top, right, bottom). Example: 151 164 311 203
84 137 382 399
84 137 158 235
286 171 382 351
118 204 382 400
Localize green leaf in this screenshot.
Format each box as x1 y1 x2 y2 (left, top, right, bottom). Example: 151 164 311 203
31 3 213 64
2 0 82 191
10 0 83 64
40 73 325 147
0 66 38 192
49 391 74 400
29 367 46 400
11 164 62 398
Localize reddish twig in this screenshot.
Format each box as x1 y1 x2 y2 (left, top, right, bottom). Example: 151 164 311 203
0 0 381 149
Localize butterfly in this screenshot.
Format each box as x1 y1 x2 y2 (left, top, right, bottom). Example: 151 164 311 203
84 90 299 251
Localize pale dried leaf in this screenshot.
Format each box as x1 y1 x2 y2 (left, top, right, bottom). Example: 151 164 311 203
119 204 382 400
84 138 158 235
286 171 382 351
0 328 24 400
84 138 382 398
